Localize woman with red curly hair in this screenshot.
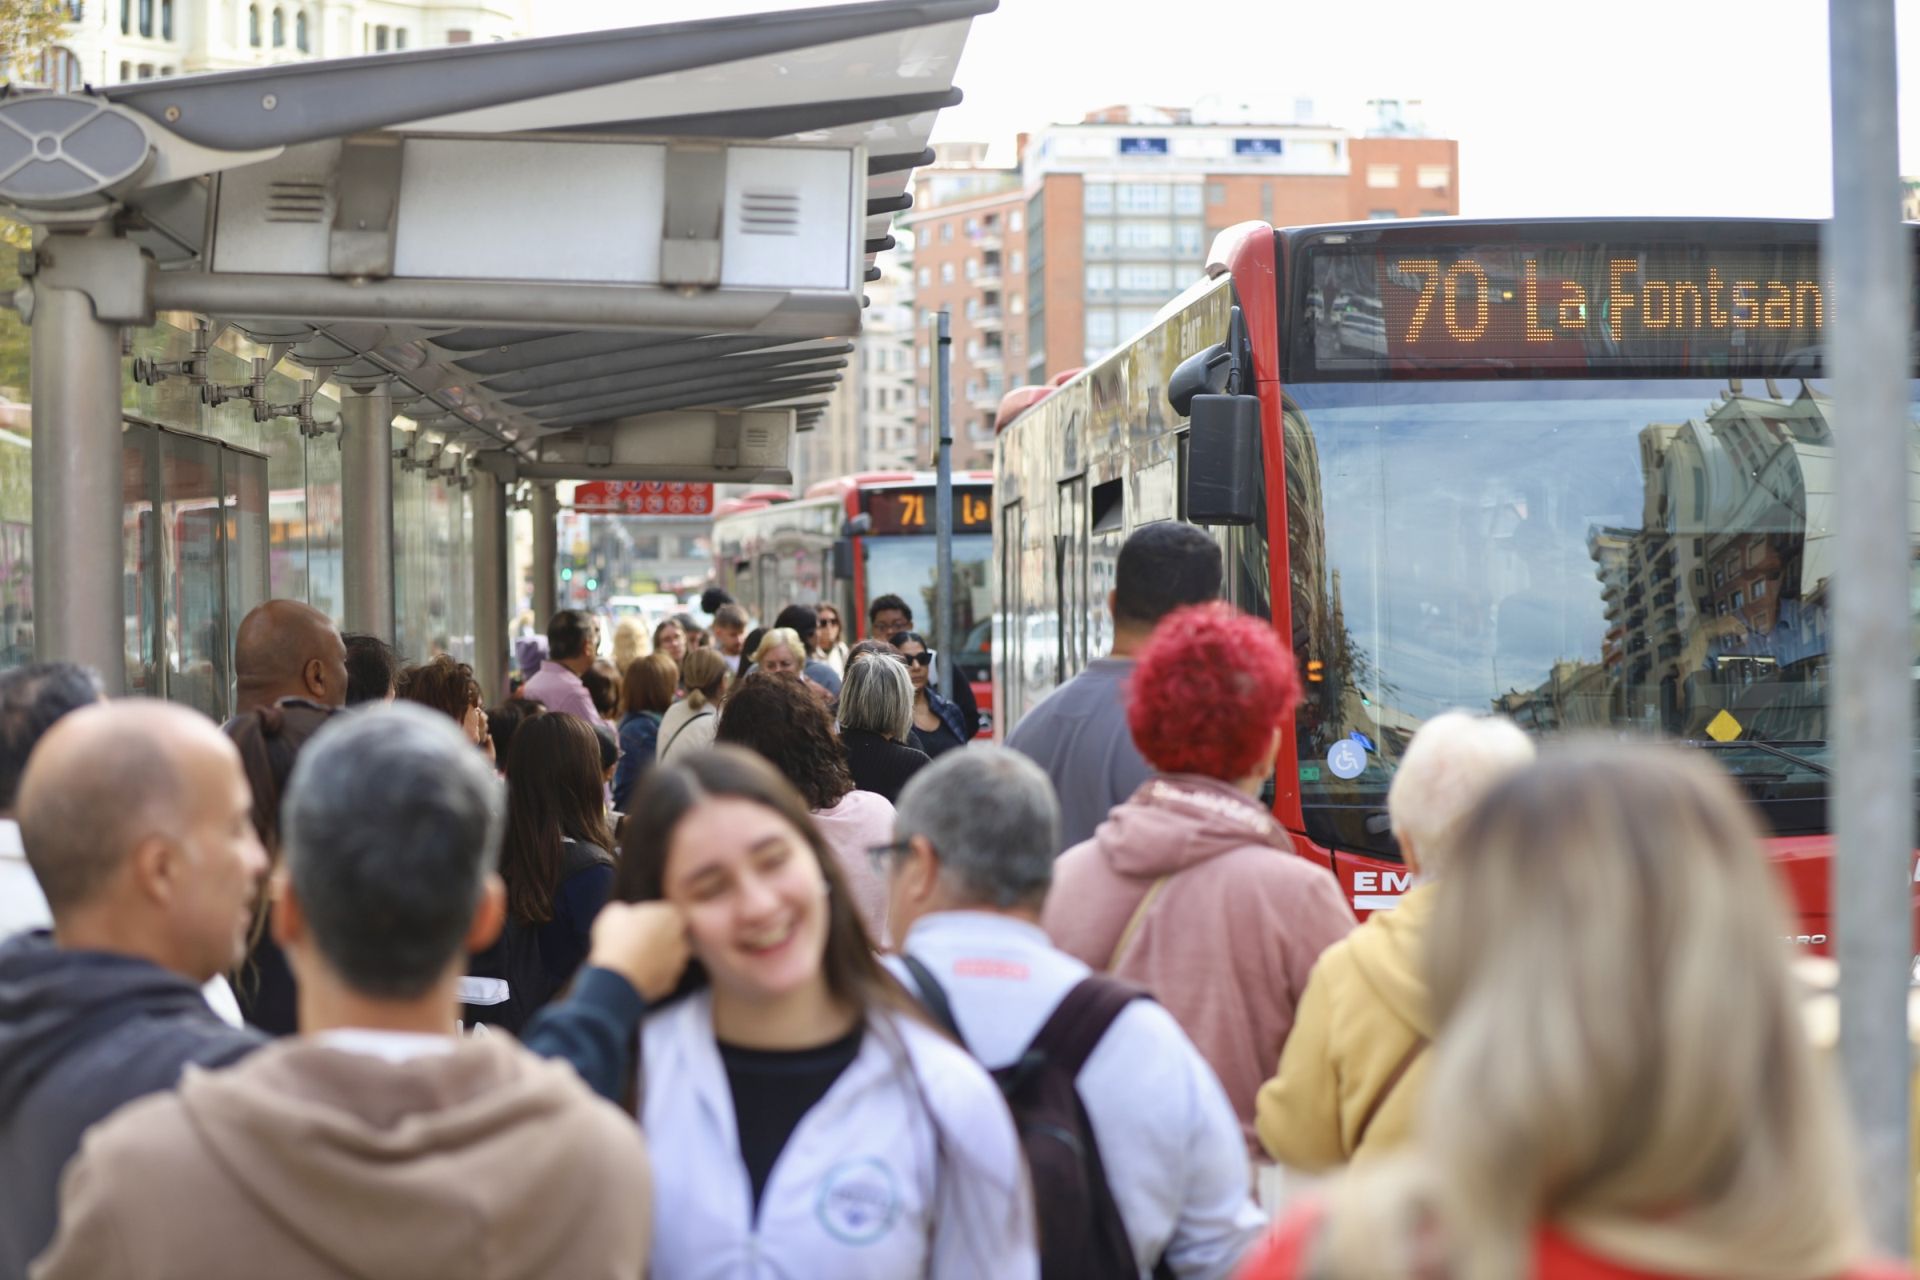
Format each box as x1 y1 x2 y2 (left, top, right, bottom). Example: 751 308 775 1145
1043 603 1354 1168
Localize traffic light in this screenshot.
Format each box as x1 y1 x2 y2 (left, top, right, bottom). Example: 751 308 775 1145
560 566 574 582
1306 659 1324 683
585 576 599 591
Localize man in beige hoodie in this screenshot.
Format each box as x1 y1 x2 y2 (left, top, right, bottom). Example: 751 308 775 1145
34 703 659 1280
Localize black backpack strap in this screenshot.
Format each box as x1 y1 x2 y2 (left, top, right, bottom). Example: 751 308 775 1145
1026 975 1147 1078
900 952 968 1051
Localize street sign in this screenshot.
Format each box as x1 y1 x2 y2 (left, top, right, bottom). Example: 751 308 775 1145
572 481 715 516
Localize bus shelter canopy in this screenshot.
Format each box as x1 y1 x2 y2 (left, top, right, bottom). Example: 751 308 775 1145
3 0 990 483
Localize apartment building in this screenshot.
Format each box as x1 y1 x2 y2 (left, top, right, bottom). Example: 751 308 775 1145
907 105 1460 465
27 0 526 88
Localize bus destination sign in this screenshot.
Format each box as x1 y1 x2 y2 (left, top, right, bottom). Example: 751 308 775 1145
1293 240 1853 378
866 487 992 535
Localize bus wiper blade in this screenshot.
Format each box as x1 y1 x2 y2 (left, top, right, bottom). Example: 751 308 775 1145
1683 736 1831 777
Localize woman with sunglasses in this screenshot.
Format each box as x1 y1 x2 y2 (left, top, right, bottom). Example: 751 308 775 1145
615 748 1036 1278
890 632 970 760
811 605 849 677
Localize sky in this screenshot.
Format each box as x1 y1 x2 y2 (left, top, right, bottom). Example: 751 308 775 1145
533 0 1920 219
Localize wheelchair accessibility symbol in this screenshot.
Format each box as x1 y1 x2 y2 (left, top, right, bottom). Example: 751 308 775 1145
1327 739 1367 780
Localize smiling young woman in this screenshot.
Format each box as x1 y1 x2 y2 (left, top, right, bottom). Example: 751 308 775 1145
614 748 1037 1278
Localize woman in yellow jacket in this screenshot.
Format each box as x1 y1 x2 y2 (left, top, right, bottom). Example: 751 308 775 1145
1255 712 1535 1169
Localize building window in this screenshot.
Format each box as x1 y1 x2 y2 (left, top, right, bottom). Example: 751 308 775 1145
1084 222 1113 253
1085 264 1113 296
374 23 388 50
120 0 130 34
965 217 979 237
248 3 260 45
1083 182 1113 215
34 46 84 90
917 267 930 287
1417 164 1451 189
1174 185 1203 215
1116 221 1172 250
158 63 172 74
137 0 151 35
446 28 472 43
394 27 407 48
964 258 978 280
1118 183 1170 214
1753 579 1767 599
118 59 131 79
1207 181 1226 205
1085 310 1117 353
1367 210 1398 221
941 222 953 243
296 9 308 50
1010 296 1024 316
1011 251 1023 272
1366 163 1401 188
160 0 171 38
136 61 152 77
1176 224 1205 256
271 6 284 45
940 262 954 284
1009 209 1023 232
1117 264 1171 293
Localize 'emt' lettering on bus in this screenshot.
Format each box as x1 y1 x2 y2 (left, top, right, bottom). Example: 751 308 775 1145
1392 257 1828 346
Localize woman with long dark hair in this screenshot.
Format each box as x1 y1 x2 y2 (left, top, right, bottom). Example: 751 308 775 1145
466 712 616 1032
612 652 678 811
615 748 1035 1277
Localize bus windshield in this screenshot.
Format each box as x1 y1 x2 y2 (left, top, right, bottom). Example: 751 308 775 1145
863 533 992 682
1284 377 1920 857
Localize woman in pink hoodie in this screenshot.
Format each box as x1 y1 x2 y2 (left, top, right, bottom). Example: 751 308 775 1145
1043 604 1354 1160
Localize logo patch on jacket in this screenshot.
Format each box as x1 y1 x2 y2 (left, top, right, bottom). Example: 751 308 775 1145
814 1157 901 1245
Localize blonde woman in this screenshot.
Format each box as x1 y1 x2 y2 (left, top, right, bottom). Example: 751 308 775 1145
657 648 728 765
1256 712 1534 1169
1243 743 1900 1280
611 617 651 673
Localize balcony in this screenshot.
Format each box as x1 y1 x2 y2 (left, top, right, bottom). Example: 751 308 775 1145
974 307 1004 332
977 231 1003 253
974 344 1004 369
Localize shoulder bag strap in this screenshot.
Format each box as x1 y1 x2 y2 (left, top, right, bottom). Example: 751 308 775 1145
900 953 968 1051
657 708 714 760
1107 874 1171 971
1352 1034 1430 1150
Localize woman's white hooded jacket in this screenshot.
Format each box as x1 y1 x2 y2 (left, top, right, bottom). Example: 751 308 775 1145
640 989 1038 1279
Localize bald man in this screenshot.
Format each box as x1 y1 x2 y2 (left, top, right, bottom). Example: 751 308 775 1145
0 701 268 1277
233 600 350 714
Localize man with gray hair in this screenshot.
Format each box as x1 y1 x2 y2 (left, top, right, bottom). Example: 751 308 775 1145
35 703 664 1280
884 746 1263 1278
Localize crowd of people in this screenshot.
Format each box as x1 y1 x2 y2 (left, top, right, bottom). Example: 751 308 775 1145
0 528 1910 1279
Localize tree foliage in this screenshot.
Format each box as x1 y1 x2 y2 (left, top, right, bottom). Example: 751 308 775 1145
0 0 70 85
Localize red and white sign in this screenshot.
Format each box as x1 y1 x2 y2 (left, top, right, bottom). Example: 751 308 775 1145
572 481 715 517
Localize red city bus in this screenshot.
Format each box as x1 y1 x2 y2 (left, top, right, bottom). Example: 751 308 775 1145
712 471 994 721
994 217 1920 949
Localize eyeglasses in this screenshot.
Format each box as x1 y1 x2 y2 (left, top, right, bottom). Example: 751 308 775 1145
866 838 915 874
817 614 840 627
895 651 936 668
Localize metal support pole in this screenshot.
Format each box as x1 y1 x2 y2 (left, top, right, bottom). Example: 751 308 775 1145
29 268 127 692
471 470 508 702
1828 0 1912 1253
531 482 559 625
932 310 954 702
339 384 395 640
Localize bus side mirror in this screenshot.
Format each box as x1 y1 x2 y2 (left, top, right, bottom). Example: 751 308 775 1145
1185 394 1261 526
832 538 855 580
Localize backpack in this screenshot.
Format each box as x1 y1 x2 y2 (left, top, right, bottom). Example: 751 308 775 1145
901 954 1174 1280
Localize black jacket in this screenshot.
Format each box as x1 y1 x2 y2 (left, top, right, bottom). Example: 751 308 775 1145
0 931 262 1277
841 728 931 803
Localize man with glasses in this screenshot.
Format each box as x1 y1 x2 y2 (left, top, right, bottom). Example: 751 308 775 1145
879 748 1263 1277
